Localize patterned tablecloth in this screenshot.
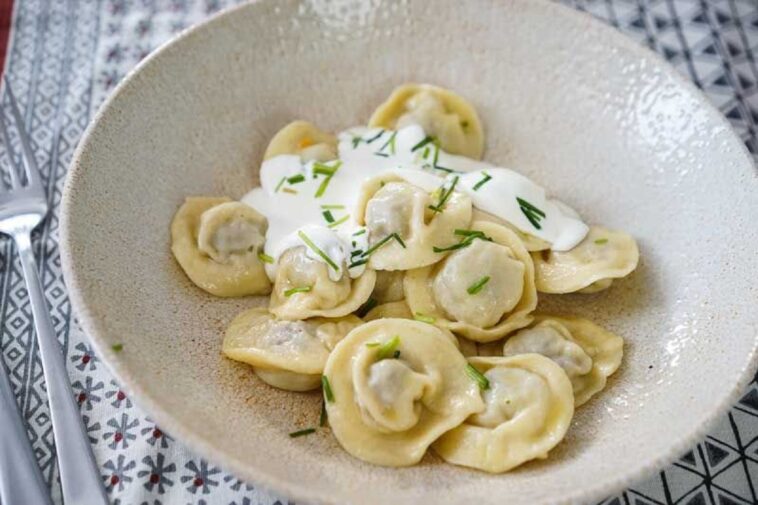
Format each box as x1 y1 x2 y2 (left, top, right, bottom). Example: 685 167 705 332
1 1 756 504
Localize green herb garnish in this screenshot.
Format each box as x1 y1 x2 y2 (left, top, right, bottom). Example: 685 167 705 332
351 136 363 149
362 233 406 257
284 286 312 297
298 230 340 272
274 176 286 193
467 276 491 295
355 297 377 318
322 375 335 402
411 135 435 152
413 313 436 324
282 188 298 195
287 174 305 184
348 258 368 269
594 238 609 245
319 400 328 426
289 428 316 438
393 350 401 359
111 343 123 352
429 176 459 214
353 229 366 236
321 204 345 210
431 144 454 173
313 161 342 198
472 171 492 191
365 342 380 348
377 336 401 360
517 196 546 230
374 130 397 156
327 215 349 228
433 230 492 253
365 129 385 144
257 252 274 264
322 210 335 223
465 364 490 390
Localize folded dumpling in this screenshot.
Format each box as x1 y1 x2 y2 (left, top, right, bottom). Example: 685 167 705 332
532 226 639 294
369 83 484 159
372 270 405 303
503 315 624 406
355 175 472 271
404 221 537 342
264 120 337 162
171 197 271 296
433 354 574 473
323 319 484 466
270 246 376 320
223 307 361 391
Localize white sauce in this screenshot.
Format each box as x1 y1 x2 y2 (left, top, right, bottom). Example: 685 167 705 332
242 125 588 280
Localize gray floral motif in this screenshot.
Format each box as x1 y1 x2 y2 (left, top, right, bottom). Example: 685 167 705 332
70 342 98 371
138 453 176 494
72 375 104 410
103 412 140 449
103 454 136 492
105 379 133 408
141 422 173 448
181 460 221 494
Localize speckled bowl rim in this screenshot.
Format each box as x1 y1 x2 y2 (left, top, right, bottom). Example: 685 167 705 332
60 1 758 504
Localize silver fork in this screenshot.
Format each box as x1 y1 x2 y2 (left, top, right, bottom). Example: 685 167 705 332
0 78 109 505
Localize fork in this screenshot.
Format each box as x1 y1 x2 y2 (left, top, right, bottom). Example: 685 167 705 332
0 77 109 505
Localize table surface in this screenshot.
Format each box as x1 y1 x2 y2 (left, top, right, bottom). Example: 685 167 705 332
1 1 756 504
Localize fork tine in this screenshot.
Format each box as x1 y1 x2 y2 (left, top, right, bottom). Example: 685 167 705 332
3 77 41 188
0 105 22 189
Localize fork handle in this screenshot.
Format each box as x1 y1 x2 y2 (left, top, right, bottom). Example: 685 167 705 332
15 232 109 505
0 353 54 505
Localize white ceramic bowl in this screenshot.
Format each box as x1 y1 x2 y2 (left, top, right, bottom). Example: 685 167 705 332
60 1 758 504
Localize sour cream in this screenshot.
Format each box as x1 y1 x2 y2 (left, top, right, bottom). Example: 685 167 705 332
242 124 588 280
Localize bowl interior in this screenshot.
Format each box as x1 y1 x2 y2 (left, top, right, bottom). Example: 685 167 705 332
62 1 758 504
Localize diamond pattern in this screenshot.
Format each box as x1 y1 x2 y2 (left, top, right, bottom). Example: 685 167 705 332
0 0 756 504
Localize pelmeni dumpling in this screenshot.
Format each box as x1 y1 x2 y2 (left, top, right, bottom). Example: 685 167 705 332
356 175 472 271
171 197 271 297
323 319 484 466
363 300 412 321
269 246 376 320
368 84 484 159
264 120 337 162
503 315 624 406
404 221 537 342
472 209 550 252
372 270 405 303
432 354 574 473
532 226 639 294
223 307 361 391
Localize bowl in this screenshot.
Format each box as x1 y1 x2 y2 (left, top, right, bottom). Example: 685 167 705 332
59 0 758 504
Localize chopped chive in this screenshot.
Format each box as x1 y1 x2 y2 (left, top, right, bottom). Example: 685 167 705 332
289 428 316 438
298 230 340 272
350 249 364 257
393 350 401 359
375 152 389 158
287 174 305 184
312 162 337 176
365 342 380 348
321 204 345 210
282 188 298 195
432 145 454 173
365 129 385 144
355 297 377 317
433 230 492 253
352 229 366 236
467 276 491 295
322 210 335 223
327 215 350 228
274 176 286 193
594 238 609 245
472 171 492 191
362 233 405 257
432 241 470 253
319 399 328 426
348 258 368 269
375 130 397 156
454 229 484 237
414 312 436 324
411 135 435 152
377 336 401 360
322 375 335 402
422 146 430 159
314 161 341 198
111 343 123 352
257 252 275 264
284 286 312 297
516 197 546 230
351 136 362 149
465 364 490 390
429 176 459 214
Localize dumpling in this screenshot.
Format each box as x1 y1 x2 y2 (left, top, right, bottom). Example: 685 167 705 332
532 226 639 294
404 221 537 343
270 246 376 320
355 175 472 271
264 120 337 162
171 197 271 297
364 300 412 321
472 208 550 252
432 354 574 473
323 319 484 466
372 270 405 303
503 315 624 406
368 83 484 159
223 307 361 391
